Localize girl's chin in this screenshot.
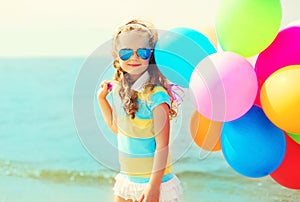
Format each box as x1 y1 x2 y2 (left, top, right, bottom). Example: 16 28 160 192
127 67 147 75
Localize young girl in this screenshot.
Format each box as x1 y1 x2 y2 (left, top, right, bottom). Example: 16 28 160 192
97 19 183 202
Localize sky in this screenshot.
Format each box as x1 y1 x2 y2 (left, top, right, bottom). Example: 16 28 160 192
0 0 299 57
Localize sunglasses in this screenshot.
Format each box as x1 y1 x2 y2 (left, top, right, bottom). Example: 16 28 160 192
119 48 153 61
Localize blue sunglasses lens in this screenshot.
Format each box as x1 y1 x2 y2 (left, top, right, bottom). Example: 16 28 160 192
137 48 151 60
119 48 152 61
119 49 133 61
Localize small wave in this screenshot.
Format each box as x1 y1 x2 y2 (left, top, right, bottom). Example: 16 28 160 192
0 160 116 185
0 160 240 186
176 170 230 178
175 168 243 183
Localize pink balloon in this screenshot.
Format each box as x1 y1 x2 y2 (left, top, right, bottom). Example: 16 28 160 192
189 52 258 122
255 27 300 81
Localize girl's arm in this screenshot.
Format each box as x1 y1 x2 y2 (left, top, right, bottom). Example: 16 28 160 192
150 103 170 185
97 81 118 134
139 103 170 202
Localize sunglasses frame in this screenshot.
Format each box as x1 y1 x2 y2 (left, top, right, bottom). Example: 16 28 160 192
119 48 153 61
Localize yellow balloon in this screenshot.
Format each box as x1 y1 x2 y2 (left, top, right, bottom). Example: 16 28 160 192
190 110 223 151
261 65 300 134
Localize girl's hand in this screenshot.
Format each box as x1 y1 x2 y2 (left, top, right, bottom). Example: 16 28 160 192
97 80 112 99
138 184 160 202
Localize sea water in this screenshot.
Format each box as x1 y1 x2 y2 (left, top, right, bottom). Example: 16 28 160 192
0 58 299 202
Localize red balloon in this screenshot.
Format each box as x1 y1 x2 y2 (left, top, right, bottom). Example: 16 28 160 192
270 133 300 190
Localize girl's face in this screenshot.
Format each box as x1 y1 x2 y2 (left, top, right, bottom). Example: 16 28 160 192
117 30 152 79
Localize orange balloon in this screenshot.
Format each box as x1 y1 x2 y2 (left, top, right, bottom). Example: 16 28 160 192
190 110 223 151
199 27 218 48
261 65 300 134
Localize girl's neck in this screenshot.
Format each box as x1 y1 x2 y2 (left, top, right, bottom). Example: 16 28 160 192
128 74 140 82
128 70 148 83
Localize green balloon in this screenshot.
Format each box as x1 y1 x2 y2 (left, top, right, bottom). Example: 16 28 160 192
288 132 300 144
216 0 282 57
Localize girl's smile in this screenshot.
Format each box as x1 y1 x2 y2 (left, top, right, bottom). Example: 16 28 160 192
128 63 141 67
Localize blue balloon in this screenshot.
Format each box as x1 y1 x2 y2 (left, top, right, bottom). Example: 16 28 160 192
154 27 216 88
221 105 286 178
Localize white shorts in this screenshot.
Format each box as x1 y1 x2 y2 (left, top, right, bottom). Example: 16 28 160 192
113 173 183 202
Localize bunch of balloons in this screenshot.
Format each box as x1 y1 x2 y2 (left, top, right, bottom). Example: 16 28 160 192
154 0 300 190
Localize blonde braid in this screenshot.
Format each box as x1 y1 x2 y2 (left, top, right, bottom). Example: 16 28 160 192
113 59 139 119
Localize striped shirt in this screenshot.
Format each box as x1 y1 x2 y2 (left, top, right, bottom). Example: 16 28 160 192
112 81 173 183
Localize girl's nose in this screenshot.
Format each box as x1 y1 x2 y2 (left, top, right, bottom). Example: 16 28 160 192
131 51 139 59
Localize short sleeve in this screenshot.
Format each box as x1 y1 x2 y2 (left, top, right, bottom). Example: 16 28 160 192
149 86 171 111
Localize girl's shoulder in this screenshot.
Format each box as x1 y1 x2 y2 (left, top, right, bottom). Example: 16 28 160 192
152 85 167 92
141 85 168 98
146 84 167 94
